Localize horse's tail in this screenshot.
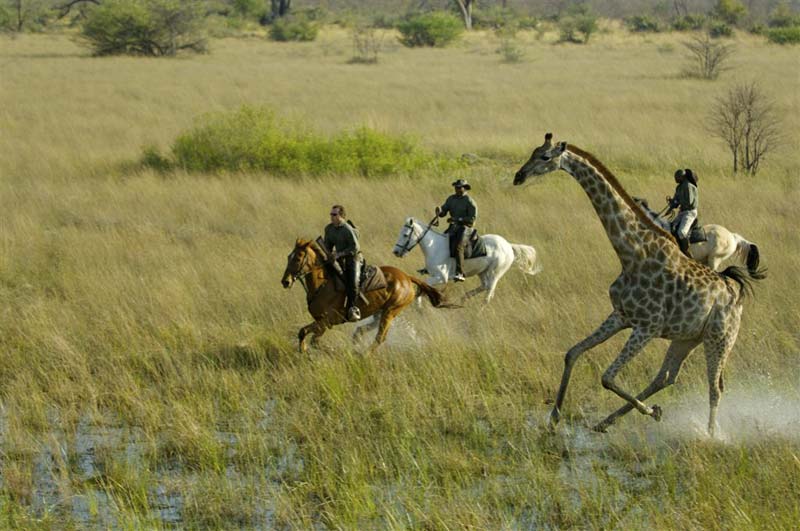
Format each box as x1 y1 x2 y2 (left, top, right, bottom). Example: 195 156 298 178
410 277 444 308
720 264 766 303
510 244 542 276
732 234 765 278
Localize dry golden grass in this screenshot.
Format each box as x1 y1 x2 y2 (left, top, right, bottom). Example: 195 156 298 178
0 27 798 528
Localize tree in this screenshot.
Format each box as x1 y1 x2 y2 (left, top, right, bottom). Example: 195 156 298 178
682 33 734 79
1 0 54 31
707 82 783 175
79 0 207 56
270 0 290 19
453 0 475 30
712 0 747 26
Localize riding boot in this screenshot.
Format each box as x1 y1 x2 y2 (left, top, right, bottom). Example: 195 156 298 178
678 236 693 259
344 258 361 322
453 244 466 282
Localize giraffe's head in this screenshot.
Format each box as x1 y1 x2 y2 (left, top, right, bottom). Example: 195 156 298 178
513 133 567 186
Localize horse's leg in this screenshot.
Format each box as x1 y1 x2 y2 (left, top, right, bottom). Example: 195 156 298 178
299 320 327 353
367 308 400 355
353 313 381 343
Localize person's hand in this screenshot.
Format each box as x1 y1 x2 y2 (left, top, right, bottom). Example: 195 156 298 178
435 206 441 216
330 250 338 261
665 195 672 204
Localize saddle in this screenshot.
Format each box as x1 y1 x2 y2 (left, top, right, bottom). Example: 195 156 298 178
464 228 487 259
331 264 387 293
671 218 707 243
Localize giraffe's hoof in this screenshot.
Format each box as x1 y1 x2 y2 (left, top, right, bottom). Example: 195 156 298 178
651 405 663 422
548 409 561 428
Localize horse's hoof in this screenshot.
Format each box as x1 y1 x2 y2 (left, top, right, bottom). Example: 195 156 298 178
548 409 560 428
651 405 663 422
592 421 609 433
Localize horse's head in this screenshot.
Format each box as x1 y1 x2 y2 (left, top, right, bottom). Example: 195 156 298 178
513 132 567 186
393 217 419 258
282 238 318 288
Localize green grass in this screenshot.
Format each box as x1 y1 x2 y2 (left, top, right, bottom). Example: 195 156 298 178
0 26 798 527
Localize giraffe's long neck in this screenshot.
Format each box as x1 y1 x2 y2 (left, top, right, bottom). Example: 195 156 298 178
561 148 670 270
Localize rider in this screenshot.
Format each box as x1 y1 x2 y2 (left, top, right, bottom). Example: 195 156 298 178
436 179 477 282
665 168 699 258
324 204 363 322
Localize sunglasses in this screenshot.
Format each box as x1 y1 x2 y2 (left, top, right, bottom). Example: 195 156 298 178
330 212 340 216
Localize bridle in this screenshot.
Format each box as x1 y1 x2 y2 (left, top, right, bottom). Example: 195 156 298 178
396 216 437 255
286 248 315 294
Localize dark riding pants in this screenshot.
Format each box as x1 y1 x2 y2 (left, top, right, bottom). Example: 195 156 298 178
447 225 468 275
341 256 362 311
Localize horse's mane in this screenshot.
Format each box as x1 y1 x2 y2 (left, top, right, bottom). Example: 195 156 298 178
409 217 448 237
567 145 676 242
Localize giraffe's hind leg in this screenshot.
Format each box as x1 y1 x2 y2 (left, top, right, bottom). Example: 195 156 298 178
593 339 700 432
704 324 740 438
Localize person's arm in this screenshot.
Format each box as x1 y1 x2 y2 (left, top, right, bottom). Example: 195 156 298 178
462 198 477 226
686 184 698 210
436 197 451 217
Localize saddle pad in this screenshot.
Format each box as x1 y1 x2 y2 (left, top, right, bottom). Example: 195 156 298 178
361 265 387 292
689 226 707 244
465 233 487 259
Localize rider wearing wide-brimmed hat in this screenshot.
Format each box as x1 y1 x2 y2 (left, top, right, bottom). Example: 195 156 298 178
435 179 477 282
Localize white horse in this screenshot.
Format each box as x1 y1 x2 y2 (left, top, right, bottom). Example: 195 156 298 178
392 217 541 302
634 198 762 274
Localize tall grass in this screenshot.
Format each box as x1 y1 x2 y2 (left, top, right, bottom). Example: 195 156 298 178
0 28 798 527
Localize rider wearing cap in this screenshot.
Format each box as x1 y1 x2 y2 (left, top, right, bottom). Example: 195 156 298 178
436 179 477 282
666 168 699 258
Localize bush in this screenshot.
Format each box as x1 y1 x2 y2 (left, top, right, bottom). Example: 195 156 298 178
708 21 733 38
712 0 748 26
558 14 597 44
268 13 319 41
167 106 460 177
79 0 207 56
672 14 706 31
765 26 800 44
768 2 800 28
472 6 519 31
397 12 463 48
625 15 661 33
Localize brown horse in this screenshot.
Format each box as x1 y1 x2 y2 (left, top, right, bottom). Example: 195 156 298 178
281 239 446 353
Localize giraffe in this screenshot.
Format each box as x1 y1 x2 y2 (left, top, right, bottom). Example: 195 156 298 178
513 133 765 437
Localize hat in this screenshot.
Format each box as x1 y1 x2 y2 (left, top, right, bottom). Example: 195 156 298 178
673 169 685 179
451 179 471 190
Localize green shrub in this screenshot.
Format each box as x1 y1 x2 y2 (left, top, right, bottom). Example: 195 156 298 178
625 15 661 33
79 0 207 56
558 14 597 44
768 2 800 28
396 12 463 48
167 106 459 177
672 14 706 31
765 26 800 44
708 20 733 37
268 13 319 42
712 0 747 26
472 6 518 31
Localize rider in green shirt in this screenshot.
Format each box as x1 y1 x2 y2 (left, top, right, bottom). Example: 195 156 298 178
436 179 477 282
324 204 363 322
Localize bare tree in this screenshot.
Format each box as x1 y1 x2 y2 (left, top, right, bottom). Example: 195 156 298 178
453 0 475 30
707 82 783 175
270 0 290 18
682 33 734 80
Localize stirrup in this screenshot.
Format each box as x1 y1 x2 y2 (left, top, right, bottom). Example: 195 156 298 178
347 306 361 322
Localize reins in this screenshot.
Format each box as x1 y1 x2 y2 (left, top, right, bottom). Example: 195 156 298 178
399 215 439 254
